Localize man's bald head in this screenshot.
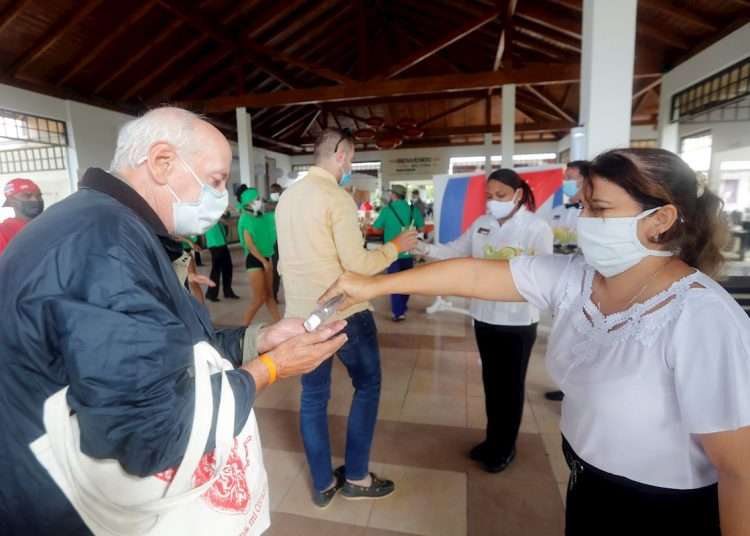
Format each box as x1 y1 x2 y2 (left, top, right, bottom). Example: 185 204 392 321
110 106 232 234
314 128 354 182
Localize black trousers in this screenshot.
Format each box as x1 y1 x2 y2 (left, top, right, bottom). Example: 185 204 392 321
206 245 234 298
473 320 537 459
563 437 720 536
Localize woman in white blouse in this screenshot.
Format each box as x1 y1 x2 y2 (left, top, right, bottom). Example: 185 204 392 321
423 169 553 473
323 148 749 535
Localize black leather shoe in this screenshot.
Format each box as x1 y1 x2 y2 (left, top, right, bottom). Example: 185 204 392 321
483 448 516 474
342 472 395 500
312 466 345 509
469 441 489 462
205 295 220 303
544 390 565 401
224 291 240 299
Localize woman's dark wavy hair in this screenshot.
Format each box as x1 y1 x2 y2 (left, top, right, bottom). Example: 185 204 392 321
582 148 727 277
487 168 536 212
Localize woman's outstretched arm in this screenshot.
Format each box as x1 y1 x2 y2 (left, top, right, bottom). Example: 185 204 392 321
321 257 525 309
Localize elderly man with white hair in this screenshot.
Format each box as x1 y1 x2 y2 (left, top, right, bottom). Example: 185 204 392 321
0 107 348 535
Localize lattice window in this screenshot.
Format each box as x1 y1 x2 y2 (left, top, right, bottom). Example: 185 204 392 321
0 146 67 173
0 109 68 146
671 56 750 122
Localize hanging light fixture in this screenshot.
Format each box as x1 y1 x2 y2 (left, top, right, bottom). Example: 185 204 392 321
366 116 386 129
353 128 377 142
396 118 418 130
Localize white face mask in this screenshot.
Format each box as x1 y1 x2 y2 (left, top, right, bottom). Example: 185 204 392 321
270 192 280 202
486 191 519 220
167 157 228 235
577 207 673 278
251 199 263 212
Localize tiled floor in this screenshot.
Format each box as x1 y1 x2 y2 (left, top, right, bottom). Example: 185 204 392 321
198 246 566 536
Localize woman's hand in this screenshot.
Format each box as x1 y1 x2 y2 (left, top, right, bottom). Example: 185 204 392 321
319 272 381 311
187 273 215 287
261 258 272 271
262 320 348 379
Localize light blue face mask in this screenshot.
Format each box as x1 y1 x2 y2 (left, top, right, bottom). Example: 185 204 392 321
562 180 578 198
340 171 352 187
168 156 228 235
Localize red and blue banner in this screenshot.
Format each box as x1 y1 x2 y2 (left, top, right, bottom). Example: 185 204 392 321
433 165 565 243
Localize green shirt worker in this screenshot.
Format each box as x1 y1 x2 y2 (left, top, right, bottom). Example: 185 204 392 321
204 214 239 302
238 188 281 326
372 184 425 321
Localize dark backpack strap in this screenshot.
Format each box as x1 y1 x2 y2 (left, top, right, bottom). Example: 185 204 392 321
388 203 407 227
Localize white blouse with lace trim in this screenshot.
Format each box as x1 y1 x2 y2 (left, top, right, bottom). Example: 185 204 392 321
510 254 750 489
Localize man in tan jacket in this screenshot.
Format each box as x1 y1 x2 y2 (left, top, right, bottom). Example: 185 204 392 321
276 128 417 508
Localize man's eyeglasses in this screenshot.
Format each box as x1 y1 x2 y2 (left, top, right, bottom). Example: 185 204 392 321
334 128 353 153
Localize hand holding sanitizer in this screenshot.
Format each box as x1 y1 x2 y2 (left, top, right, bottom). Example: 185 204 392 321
304 294 345 332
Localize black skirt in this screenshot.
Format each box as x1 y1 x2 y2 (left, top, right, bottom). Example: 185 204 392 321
563 436 720 536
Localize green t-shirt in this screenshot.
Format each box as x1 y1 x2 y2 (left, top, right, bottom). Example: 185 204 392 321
373 199 424 259
238 211 277 258
204 223 227 248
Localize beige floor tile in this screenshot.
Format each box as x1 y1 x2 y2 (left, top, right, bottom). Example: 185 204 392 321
407 368 467 398
262 448 306 511
277 457 374 527
399 392 467 428
541 432 570 485
467 396 486 430
529 397 563 435
368 462 467 536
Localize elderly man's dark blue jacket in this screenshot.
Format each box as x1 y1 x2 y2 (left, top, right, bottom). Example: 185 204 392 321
0 169 256 535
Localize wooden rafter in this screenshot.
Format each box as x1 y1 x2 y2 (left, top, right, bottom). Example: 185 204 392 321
494 0 518 70
300 110 322 139
94 18 183 95
640 0 717 31
253 133 304 152
150 48 233 102
524 85 576 123
158 0 353 85
273 109 318 139
418 96 486 127
375 8 501 80
632 77 662 102
56 0 157 86
123 6 248 102
357 0 368 80
9 0 104 77
183 63 582 112
514 17 581 52
263 0 342 49
0 0 33 38
247 0 308 40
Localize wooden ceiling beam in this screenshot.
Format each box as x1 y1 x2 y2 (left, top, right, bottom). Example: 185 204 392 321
125 6 248 102
300 109 322 139
523 85 576 123
493 0 518 70
9 0 104 77
253 133 304 152
514 17 581 51
639 0 717 31
158 0 353 85
56 0 157 86
263 0 342 49
357 0 368 80
149 48 233 102
94 18 183 95
632 77 662 101
183 63 582 112
273 109 318 139
375 8 502 80
390 23 464 74
247 0 307 39
418 96 486 127
0 0 33 38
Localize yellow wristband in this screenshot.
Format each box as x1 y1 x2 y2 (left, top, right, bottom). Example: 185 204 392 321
259 354 277 385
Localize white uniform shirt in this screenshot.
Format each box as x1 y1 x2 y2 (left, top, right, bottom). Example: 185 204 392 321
510 254 750 489
547 204 581 246
428 208 553 326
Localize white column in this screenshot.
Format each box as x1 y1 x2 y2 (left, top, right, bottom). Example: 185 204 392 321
483 133 492 175
236 107 254 186
501 84 515 169
580 0 637 159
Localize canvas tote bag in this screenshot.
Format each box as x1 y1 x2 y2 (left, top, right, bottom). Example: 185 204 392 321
29 341 270 536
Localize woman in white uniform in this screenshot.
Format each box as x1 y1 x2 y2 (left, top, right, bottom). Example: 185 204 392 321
424 169 553 473
324 148 750 535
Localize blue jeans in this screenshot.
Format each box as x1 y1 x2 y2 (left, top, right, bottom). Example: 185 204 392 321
300 311 381 491
387 257 415 318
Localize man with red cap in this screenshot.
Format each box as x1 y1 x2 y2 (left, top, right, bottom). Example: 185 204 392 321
0 178 44 255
